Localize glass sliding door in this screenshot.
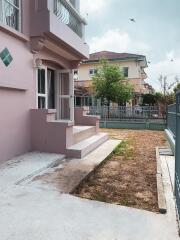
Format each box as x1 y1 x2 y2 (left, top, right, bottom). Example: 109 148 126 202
36 67 74 121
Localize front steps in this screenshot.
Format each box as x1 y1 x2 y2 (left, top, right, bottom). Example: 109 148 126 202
66 132 109 158
73 126 96 144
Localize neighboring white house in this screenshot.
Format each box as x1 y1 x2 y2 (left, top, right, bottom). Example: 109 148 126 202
74 51 150 106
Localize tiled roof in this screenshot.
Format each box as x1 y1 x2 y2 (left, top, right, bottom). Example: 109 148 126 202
83 51 146 63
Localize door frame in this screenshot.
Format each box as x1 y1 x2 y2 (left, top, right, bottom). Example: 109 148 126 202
56 69 74 121
36 66 48 109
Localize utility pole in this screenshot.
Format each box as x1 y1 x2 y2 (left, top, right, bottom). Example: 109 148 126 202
159 75 179 96
159 75 167 96
163 76 167 97
158 74 179 119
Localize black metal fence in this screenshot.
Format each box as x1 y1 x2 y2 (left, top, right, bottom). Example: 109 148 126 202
87 106 165 122
175 91 180 226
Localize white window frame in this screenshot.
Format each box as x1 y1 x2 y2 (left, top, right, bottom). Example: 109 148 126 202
0 0 21 31
73 69 78 80
123 67 129 78
36 66 48 109
0 0 3 23
89 68 97 77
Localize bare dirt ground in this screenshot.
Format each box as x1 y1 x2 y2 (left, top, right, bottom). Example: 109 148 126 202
73 129 167 212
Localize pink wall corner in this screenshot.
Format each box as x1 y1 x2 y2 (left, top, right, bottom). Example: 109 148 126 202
74 107 100 133
0 89 32 163
31 109 74 154
0 29 35 164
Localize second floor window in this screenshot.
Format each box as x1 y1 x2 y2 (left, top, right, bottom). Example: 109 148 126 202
0 0 21 31
89 69 97 76
123 67 129 78
73 69 78 80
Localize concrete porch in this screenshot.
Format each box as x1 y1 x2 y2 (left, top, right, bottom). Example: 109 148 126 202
31 107 109 158
0 141 179 240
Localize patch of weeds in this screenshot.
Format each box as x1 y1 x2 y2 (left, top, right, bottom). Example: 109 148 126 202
121 198 129 206
113 140 135 161
93 192 107 202
113 141 128 155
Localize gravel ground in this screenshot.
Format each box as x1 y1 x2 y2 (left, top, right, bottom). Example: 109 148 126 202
73 129 167 212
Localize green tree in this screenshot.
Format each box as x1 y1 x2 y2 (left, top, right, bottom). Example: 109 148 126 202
92 60 133 107
174 83 180 93
142 94 157 105
154 91 175 105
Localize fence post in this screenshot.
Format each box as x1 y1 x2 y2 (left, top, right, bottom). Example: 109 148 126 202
175 90 180 229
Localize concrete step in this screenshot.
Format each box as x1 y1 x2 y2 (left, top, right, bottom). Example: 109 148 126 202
66 132 109 158
73 126 96 144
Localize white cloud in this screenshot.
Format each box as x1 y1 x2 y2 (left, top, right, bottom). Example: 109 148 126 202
88 29 180 92
166 50 175 61
146 51 180 91
89 29 151 54
80 0 108 16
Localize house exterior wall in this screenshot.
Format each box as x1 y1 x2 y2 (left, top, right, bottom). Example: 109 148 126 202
0 30 35 163
76 60 146 94
78 61 141 81
0 0 89 163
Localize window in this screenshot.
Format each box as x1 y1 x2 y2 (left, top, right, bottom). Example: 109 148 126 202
0 0 21 31
123 67 129 78
73 69 78 80
0 47 13 66
37 68 47 109
89 69 97 76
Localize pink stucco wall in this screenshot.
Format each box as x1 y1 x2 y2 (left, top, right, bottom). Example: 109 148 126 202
0 30 35 163
74 107 100 133
0 0 90 163
31 109 74 154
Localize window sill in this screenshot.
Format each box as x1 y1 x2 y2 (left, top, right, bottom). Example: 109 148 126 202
0 23 29 42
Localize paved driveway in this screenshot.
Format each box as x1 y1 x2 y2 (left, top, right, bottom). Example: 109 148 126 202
0 152 179 240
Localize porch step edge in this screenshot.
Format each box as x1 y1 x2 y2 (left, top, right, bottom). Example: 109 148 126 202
66 133 109 158
73 126 96 144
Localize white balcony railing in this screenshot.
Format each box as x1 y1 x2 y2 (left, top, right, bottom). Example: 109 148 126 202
53 0 86 38
0 0 21 31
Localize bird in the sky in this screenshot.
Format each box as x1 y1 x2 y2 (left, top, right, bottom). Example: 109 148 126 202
171 59 174 62
148 61 151 64
130 18 136 23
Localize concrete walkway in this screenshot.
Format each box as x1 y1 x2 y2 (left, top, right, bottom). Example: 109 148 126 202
0 152 65 190
0 148 179 240
36 139 121 193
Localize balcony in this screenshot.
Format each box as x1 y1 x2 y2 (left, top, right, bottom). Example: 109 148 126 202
30 0 89 60
54 0 84 38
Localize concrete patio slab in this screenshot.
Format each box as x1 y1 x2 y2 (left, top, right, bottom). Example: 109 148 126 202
0 183 179 240
34 139 121 193
0 143 179 240
0 152 65 190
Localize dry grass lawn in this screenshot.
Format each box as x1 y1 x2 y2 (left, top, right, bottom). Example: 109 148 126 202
73 129 167 212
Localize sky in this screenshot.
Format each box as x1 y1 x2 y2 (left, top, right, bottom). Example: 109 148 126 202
80 0 180 91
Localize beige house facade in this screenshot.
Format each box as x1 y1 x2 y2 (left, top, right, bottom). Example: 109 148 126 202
74 51 149 106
